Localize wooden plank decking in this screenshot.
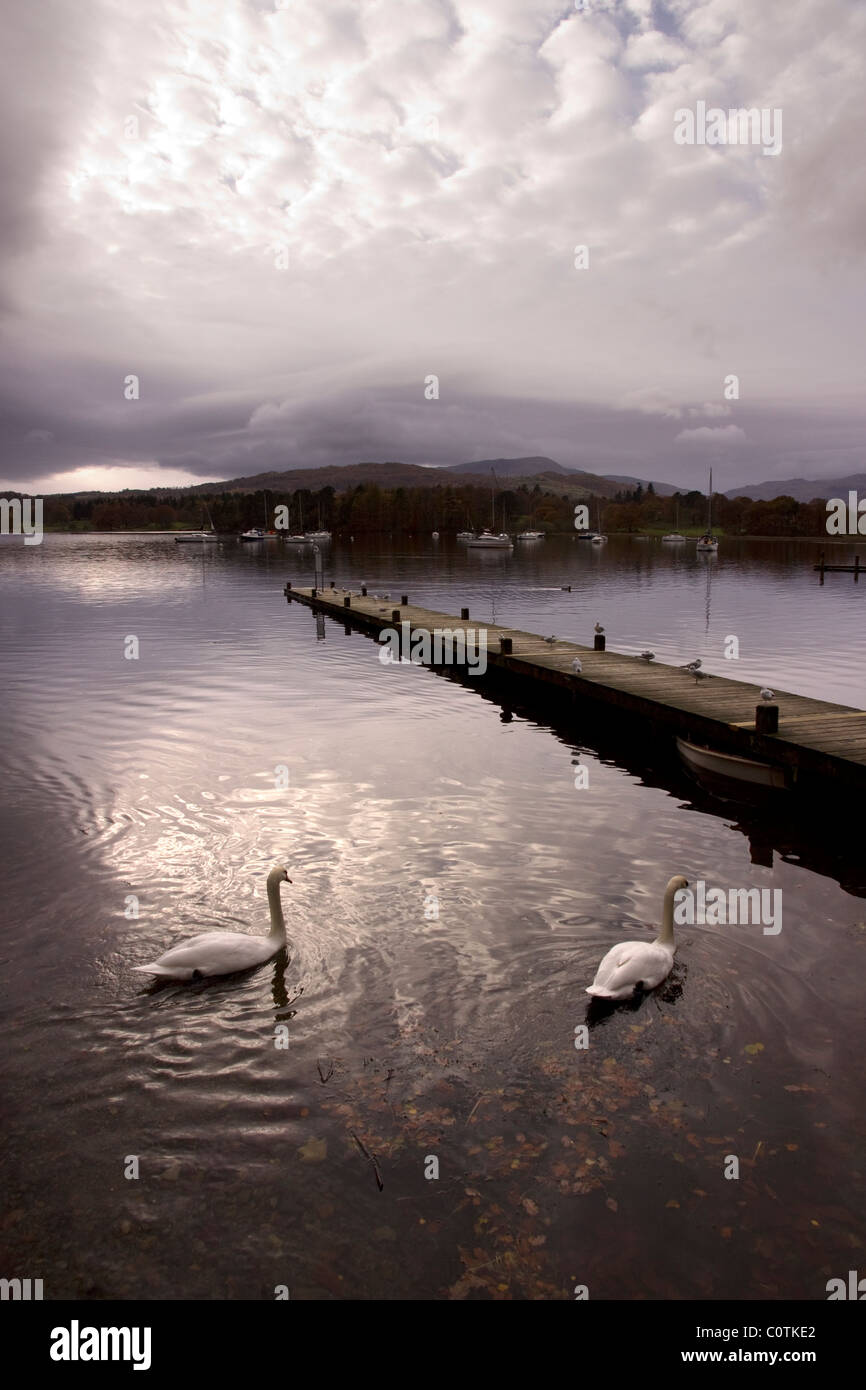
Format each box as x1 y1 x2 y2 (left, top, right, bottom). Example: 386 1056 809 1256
285 584 866 791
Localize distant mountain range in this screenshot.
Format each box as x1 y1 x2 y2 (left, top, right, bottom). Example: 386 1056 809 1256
57 456 859 504
723 473 866 502
182 458 629 498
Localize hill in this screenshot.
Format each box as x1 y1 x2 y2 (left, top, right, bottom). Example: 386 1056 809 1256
445 456 568 477
724 473 866 502
184 459 626 498
602 473 680 497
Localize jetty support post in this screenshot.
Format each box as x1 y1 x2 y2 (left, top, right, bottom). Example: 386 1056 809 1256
594 633 606 651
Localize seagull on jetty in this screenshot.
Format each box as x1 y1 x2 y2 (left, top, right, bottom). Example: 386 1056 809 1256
572 658 583 674
639 651 655 662
693 669 712 683
760 687 775 702
594 622 604 635
681 658 701 673
544 635 557 644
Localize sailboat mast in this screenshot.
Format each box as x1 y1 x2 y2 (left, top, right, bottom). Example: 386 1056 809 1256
707 468 713 531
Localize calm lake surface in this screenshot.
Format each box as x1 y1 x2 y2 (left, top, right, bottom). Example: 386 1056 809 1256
1 532 864 1300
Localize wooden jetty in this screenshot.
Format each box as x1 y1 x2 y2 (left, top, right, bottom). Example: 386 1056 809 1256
815 552 865 582
285 584 866 791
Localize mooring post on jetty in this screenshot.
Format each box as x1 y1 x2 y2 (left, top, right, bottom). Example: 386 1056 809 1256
401 594 408 606
461 607 469 620
500 636 513 654
755 702 779 734
594 633 606 651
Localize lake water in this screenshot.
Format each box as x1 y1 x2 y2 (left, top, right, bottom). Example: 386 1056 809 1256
1 532 864 1300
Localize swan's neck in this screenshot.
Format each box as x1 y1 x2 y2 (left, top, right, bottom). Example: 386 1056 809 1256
267 880 286 942
654 882 677 950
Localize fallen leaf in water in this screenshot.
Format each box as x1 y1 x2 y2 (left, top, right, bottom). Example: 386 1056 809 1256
721 1227 732 1239
743 1043 764 1055
606 1198 618 1213
666 1199 680 1209
784 1084 815 1093
297 1137 327 1162
521 1197 539 1216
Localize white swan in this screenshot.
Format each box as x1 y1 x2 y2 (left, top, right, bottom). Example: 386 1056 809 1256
133 866 292 980
586 874 688 1001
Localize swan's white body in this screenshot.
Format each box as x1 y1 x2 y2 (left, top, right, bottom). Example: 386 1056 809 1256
133 866 291 980
586 874 687 1001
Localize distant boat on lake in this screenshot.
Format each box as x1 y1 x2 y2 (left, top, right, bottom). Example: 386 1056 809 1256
467 470 513 547
176 505 218 542
467 529 513 549
663 500 687 543
695 470 719 552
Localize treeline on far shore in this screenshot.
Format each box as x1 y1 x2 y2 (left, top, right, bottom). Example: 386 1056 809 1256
32 480 837 537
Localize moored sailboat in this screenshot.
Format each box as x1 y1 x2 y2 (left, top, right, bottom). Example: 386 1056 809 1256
695 470 719 552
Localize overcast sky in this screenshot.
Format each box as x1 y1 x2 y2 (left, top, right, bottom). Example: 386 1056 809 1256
1 0 864 495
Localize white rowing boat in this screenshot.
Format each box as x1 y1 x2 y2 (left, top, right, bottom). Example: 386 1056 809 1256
676 737 786 789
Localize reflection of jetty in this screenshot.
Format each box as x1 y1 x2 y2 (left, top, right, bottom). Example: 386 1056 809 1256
815 552 864 582
285 585 866 792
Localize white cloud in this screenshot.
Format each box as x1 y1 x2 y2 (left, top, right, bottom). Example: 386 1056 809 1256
675 424 746 445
